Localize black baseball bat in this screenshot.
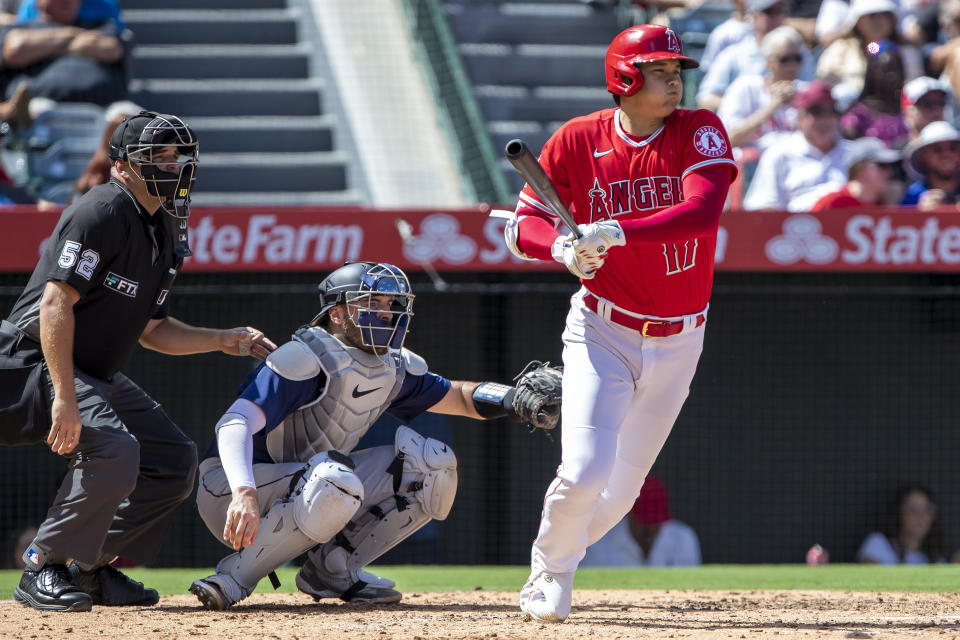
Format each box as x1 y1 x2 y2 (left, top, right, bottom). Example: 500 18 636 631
505 139 582 238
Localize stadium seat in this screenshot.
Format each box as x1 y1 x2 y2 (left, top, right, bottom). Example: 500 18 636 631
1 103 107 204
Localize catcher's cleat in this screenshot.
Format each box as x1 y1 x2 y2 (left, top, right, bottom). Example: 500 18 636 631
69 563 159 606
189 574 251 611
13 564 92 612
519 570 574 623
295 561 401 604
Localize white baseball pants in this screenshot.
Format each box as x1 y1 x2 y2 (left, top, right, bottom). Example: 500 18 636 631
531 289 706 574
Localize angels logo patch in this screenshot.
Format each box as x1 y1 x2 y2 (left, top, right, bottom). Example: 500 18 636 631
693 126 727 158
666 28 681 54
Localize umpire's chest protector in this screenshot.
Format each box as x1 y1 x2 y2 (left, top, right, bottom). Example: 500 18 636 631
265 327 410 463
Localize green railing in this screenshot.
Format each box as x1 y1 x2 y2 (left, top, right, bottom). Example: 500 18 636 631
397 0 511 205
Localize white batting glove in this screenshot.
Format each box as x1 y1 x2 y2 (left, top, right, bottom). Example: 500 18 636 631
551 234 605 279
572 220 626 259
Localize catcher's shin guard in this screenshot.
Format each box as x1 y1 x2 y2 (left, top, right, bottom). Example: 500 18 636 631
212 452 363 596
298 428 457 601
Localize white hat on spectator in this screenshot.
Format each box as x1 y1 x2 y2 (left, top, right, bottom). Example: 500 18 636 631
901 76 952 112
846 0 898 26
832 82 861 113
845 137 901 174
903 121 960 179
746 0 782 13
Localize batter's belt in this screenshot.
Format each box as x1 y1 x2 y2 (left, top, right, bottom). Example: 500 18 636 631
583 293 705 338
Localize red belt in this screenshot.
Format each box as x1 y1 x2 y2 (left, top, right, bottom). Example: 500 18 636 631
583 294 705 338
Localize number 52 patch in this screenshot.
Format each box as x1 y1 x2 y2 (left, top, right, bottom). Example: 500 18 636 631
58 240 100 281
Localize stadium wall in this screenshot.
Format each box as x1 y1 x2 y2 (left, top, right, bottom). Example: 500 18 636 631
1 208 958 567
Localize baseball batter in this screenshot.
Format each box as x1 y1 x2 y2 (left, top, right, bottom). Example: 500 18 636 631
499 25 737 622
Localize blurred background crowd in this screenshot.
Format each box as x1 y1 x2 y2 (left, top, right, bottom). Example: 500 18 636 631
7 0 960 213
665 0 960 212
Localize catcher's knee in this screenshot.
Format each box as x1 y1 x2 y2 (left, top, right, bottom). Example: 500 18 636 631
293 451 364 542
316 428 457 572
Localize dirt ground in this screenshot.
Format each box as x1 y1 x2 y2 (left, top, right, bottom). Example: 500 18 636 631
1 590 958 640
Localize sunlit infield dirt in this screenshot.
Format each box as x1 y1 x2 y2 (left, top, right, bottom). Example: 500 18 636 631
2 590 959 639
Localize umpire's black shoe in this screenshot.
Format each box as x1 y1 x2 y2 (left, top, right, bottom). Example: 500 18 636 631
69 563 159 606
13 564 93 612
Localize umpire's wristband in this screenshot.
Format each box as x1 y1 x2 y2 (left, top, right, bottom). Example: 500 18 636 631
472 382 517 420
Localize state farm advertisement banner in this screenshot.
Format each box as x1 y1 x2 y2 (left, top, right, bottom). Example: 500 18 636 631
5 205 960 272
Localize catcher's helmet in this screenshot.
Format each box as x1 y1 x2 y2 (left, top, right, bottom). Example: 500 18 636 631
109 111 199 219
605 24 699 97
314 261 415 351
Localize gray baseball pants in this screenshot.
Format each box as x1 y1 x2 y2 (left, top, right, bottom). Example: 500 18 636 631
24 368 197 570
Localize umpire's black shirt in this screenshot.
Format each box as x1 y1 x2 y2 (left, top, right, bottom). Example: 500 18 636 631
6 179 177 381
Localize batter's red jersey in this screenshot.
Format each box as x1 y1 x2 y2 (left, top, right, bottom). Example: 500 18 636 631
516 107 737 316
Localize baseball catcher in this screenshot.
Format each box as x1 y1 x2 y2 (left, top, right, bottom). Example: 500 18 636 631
189 261 561 610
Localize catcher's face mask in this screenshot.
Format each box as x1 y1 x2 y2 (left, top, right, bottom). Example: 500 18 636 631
344 263 414 353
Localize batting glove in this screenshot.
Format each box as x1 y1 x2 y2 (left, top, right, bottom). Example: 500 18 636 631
573 220 626 259
552 234 605 279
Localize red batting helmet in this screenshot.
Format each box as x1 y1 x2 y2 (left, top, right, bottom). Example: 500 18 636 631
605 24 699 97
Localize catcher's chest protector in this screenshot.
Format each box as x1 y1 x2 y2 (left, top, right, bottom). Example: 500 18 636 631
266 328 406 463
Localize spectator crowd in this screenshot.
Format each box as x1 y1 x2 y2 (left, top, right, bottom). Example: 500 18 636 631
0 0 138 207
688 0 960 211
2 0 960 212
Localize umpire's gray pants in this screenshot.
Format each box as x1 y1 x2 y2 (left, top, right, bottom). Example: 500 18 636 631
27 369 197 570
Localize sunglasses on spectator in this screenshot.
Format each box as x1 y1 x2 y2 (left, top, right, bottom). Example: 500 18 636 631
916 97 947 109
927 142 960 153
805 104 839 116
777 53 803 64
762 4 785 15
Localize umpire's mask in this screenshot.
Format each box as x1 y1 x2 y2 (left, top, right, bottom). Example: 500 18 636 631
314 262 415 355
109 111 199 219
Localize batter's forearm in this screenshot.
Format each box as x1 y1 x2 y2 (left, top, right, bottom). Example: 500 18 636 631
617 166 730 242
516 215 562 261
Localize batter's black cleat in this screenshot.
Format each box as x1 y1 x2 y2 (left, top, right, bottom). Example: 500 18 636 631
69 563 159 606
13 564 93 612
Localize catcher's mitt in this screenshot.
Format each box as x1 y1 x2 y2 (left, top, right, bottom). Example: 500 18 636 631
511 360 563 431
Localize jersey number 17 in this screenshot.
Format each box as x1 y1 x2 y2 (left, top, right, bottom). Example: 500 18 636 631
663 239 697 275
